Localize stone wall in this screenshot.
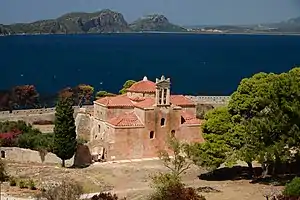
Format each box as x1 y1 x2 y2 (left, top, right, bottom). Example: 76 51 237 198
0 147 74 166
186 95 230 105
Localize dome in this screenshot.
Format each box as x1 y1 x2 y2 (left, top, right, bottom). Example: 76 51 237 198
126 77 156 93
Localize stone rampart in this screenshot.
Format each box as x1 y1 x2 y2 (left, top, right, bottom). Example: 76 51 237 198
186 95 230 105
0 105 94 123
0 147 74 166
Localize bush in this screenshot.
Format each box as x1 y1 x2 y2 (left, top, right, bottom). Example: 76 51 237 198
36 180 83 200
0 159 9 182
17 132 54 152
91 193 126 200
19 180 28 189
149 173 206 200
28 179 37 190
9 176 17 186
283 177 300 197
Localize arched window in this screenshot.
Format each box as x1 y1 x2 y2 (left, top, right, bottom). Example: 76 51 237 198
171 130 175 138
161 118 165 126
150 131 155 139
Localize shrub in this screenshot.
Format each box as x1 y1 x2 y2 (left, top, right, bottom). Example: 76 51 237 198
36 180 83 200
17 132 54 152
9 176 17 186
77 137 88 145
149 173 206 200
283 177 300 197
19 180 28 189
91 193 126 200
28 179 37 190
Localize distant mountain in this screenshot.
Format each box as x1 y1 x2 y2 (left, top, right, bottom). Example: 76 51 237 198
0 10 186 35
129 14 187 32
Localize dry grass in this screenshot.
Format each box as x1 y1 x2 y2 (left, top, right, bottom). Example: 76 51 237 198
2 160 284 200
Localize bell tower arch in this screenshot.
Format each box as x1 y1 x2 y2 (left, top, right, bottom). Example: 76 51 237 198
155 75 171 106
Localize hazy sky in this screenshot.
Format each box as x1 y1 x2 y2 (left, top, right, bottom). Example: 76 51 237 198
0 0 299 25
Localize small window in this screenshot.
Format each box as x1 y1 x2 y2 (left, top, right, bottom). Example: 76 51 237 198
171 130 175 137
181 116 186 124
161 118 165 126
95 134 98 139
98 125 101 133
150 131 155 139
1 151 5 158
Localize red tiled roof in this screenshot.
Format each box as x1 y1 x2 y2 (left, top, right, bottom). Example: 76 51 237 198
181 110 201 125
171 95 195 106
135 97 155 109
95 94 134 108
127 80 156 93
107 111 144 127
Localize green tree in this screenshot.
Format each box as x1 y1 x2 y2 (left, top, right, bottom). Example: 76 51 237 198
95 91 116 99
53 97 77 167
119 80 136 94
158 135 193 177
188 107 238 171
189 68 300 177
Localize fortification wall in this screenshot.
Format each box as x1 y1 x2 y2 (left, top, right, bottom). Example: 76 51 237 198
0 105 94 124
0 147 74 166
186 95 230 105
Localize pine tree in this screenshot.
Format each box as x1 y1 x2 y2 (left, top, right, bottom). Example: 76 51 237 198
53 97 77 167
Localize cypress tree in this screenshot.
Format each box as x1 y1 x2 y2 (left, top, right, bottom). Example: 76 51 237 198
53 97 77 167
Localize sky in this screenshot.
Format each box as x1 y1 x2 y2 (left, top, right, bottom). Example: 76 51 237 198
0 0 299 25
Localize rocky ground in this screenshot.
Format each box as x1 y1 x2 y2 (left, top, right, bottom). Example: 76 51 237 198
1 160 283 200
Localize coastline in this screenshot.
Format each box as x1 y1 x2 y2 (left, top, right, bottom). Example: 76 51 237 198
1 31 300 37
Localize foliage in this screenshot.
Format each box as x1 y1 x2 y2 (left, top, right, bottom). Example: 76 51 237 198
28 179 37 190
17 132 54 152
149 172 206 200
0 159 9 182
91 193 126 200
73 84 94 105
158 135 192 177
9 176 17 186
19 179 28 189
11 85 39 109
188 106 239 171
53 97 77 167
188 67 300 177
36 180 83 200
77 137 88 145
283 177 300 197
95 91 116 99
119 80 136 94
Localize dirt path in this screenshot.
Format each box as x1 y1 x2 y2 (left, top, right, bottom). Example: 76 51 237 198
3 160 283 200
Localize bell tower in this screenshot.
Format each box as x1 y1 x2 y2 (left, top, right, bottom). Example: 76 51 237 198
155 75 171 106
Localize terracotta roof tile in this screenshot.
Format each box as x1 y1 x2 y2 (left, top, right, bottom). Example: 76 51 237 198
171 95 196 106
127 80 156 93
107 111 144 127
181 110 201 125
95 94 134 108
135 97 155 109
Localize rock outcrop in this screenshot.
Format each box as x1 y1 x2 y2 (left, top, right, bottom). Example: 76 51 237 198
130 14 187 32
3 11 187 35
6 9 131 34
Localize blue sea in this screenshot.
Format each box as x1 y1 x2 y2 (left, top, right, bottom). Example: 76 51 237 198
1 33 300 96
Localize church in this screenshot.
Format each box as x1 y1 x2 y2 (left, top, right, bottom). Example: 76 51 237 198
88 75 203 161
